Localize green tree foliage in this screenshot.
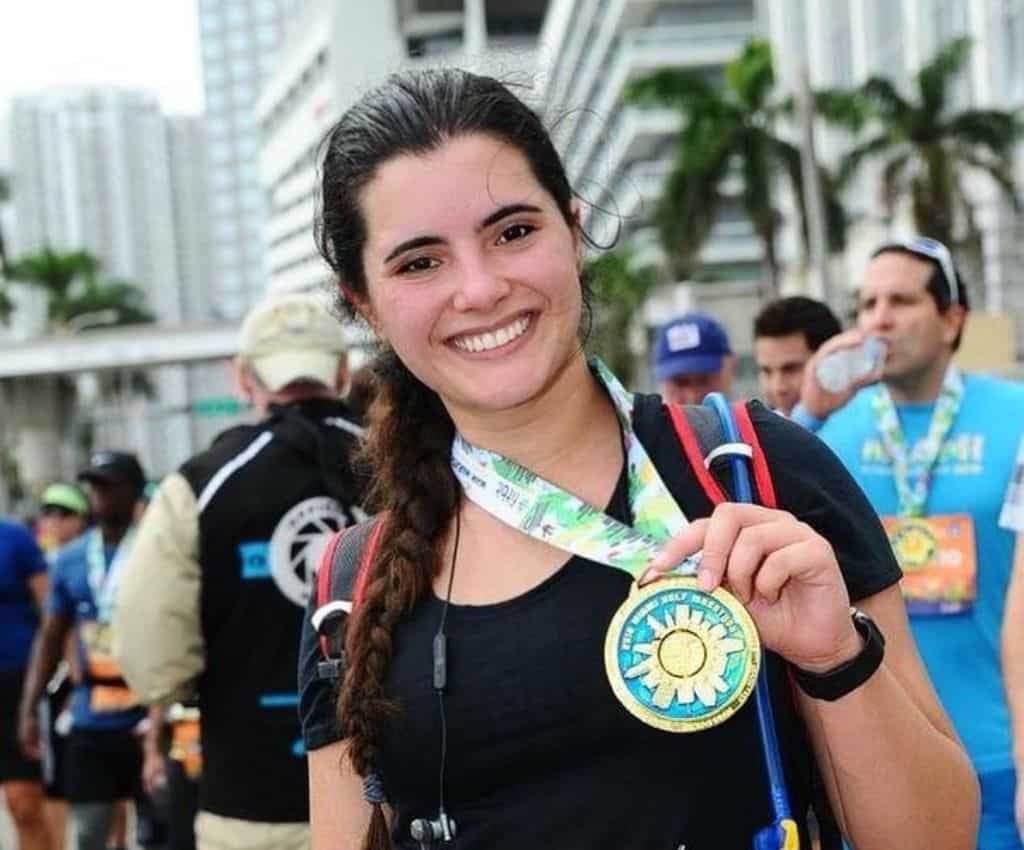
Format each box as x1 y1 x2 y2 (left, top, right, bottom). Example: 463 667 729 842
7 247 154 330
623 39 845 290
815 37 1022 246
0 174 12 324
586 246 659 384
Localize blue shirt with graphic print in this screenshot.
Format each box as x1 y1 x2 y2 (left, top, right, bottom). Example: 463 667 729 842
819 372 1024 775
48 532 146 731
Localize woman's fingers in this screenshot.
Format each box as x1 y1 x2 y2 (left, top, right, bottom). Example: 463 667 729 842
722 521 811 603
698 503 783 590
640 503 795 588
639 518 708 585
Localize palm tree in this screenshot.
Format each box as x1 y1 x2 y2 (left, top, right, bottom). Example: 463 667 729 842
586 246 659 384
0 173 13 324
7 247 153 330
0 172 11 277
623 39 845 292
815 37 1022 248
8 247 156 400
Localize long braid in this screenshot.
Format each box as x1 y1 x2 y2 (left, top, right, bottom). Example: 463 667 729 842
339 351 458 849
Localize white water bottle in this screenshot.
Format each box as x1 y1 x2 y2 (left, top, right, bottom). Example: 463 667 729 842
815 337 887 394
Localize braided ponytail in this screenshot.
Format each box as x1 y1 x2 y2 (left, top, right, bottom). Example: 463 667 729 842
339 352 458 849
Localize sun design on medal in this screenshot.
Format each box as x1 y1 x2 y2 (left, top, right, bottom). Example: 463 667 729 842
625 604 745 710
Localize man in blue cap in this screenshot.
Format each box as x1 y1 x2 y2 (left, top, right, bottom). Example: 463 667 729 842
652 311 734 405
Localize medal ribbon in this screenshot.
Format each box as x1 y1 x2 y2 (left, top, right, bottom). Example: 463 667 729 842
450 358 696 578
86 527 136 625
870 366 964 518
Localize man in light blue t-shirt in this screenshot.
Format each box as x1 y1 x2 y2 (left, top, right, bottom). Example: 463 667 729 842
794 237 1024 850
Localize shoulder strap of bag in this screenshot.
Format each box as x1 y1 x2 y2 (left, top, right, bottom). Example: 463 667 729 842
665 400 777 509
313 518 385 662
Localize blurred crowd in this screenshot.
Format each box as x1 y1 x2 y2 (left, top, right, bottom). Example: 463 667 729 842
2 233 1023 850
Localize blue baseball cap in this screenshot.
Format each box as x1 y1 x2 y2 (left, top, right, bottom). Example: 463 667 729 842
653 312 732 381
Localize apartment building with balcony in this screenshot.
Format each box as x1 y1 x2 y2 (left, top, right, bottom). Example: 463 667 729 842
539 0 760 277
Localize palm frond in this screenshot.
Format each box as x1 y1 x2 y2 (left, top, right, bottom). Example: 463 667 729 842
813 88 869 131
958 148 1022 210
916 37 972 116
836 133 897 186
655 153 730 279
725 39 775 112
0 285 13 325
622 68 716 110
944 109 1023 155
858 77 915 126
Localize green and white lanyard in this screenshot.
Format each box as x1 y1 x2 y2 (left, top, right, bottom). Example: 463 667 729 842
86 527 136 626
870 366 965 518
450 359 697 578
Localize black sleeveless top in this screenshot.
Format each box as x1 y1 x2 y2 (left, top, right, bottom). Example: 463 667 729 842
297 397 901 849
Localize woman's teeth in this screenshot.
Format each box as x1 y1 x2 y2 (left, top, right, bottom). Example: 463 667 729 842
453 315 531 353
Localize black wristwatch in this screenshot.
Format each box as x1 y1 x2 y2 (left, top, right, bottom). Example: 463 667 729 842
791 608 885 701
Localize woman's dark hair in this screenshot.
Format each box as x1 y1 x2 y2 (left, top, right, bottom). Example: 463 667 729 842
314 67 583 849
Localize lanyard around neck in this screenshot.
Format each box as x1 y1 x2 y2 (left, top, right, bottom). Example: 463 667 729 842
870 367 965 517
86 527 135 624
450 359 696 579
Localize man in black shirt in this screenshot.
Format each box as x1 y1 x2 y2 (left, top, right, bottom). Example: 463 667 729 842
116 293 366 850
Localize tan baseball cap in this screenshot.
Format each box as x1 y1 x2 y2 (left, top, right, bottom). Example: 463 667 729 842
239 294 347 392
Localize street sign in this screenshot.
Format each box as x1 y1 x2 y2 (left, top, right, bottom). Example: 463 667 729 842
192 397 249 417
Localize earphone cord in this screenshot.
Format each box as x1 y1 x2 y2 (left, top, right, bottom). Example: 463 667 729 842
436 508 460 822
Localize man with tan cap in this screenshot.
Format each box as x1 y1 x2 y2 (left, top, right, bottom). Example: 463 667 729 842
114 293 366 850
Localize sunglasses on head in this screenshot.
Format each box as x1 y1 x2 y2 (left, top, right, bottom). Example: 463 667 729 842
887 237 960 306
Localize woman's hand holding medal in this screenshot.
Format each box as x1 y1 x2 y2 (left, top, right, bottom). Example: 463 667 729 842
640 503 863 674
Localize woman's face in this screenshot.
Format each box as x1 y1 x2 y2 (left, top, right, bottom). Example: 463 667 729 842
357 132 583 419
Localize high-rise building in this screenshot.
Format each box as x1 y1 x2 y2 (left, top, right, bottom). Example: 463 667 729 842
10 88 182 321
257 0 548 296
197 0 287 318
166 115 215 322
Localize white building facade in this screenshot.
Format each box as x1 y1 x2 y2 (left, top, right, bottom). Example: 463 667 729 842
257 0 548 297
198 0 288 317
10 88 182 321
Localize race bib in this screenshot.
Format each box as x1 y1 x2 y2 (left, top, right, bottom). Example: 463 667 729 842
882 514 976 616
80 622 142 713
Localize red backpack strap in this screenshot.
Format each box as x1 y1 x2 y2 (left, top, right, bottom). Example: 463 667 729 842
352 519 386 607
666 403 728 505
315 528 351 659
731 400 778 509
313 517 386 661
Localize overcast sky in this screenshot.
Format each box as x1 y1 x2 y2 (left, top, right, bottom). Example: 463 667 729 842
0 1 205 117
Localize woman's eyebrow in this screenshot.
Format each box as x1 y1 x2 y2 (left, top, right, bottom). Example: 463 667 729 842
383 204 544 263
477 203 542 231
384 235 444 264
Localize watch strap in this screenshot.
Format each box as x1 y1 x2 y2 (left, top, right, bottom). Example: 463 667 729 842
791 609 885 701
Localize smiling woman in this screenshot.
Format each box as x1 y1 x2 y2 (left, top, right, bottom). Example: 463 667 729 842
299 68 980 850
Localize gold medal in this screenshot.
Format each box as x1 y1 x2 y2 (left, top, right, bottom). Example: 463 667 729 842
604 575 760 733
